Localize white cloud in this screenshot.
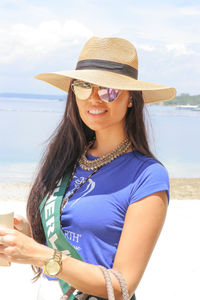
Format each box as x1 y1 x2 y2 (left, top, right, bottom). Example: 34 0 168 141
137 44 155 52
179 7 200 16
166 44 195 56
0 20 93 64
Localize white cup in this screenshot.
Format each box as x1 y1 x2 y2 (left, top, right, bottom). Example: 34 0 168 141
0 211 14 266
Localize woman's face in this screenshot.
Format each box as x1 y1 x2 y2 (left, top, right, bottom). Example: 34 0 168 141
74 84 132 133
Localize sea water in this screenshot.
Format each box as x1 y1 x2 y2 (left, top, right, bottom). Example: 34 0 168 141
0 97 200 182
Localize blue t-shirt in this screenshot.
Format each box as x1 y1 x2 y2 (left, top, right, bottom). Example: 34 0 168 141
45 151 169 280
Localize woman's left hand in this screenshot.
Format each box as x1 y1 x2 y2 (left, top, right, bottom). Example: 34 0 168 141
0 226 43 266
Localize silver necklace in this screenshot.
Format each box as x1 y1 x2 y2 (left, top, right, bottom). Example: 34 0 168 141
61 138 132 208
78 138 132 170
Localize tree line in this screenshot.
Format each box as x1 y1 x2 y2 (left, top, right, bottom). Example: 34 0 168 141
160 93 200 106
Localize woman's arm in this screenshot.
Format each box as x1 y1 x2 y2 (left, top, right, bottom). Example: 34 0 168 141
112 190 168 298
0 190 168 300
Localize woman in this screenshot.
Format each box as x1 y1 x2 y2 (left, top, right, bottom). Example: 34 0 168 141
0 36 176 300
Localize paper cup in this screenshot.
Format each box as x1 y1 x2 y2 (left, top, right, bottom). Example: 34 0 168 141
0 211 14 266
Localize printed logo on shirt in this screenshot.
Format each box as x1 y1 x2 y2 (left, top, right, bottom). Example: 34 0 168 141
63 175 96 209
63 229 82 251
64 230 82 243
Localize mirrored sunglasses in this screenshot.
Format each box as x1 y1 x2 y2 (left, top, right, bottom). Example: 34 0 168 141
71 80 121 102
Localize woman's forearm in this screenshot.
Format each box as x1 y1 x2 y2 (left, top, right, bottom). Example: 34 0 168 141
35 244 124 299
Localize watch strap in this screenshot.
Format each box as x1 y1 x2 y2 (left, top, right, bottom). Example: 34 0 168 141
43 249 62 277
53 249 62 263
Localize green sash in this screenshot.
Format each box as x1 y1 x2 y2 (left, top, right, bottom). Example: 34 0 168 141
40 171 136 300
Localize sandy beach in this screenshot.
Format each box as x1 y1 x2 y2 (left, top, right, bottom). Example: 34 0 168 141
170 178 200 200
0 180 199 300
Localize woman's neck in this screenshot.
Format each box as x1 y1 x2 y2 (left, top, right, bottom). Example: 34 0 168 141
87 128 133 157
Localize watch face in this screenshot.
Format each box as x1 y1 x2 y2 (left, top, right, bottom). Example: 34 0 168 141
46 259 60 276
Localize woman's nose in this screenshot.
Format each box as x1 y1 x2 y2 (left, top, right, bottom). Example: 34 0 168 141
88 86 103 103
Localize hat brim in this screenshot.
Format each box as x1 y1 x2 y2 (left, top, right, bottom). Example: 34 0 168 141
34 69 176 104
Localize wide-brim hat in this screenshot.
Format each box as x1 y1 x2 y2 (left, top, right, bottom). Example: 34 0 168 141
35 36 176 104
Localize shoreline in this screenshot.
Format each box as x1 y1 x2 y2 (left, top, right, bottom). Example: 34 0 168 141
0 178 199 201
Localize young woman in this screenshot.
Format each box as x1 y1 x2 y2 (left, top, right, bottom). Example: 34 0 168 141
0 36 176 300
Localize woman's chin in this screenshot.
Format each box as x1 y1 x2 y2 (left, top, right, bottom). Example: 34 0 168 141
82 119 109 132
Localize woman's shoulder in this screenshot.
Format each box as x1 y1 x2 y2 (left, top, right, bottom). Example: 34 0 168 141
127 151 170 204
124 150 169 182
127 150 164 169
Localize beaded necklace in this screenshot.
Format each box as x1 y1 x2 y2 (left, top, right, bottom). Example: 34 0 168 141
61 138 132 209
79 138 131 170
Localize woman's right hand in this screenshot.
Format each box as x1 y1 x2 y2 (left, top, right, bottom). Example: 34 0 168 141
14 214 32 237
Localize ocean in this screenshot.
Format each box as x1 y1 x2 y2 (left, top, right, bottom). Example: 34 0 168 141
0 97 200 182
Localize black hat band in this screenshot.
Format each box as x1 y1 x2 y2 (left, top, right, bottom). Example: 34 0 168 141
76 59 138 80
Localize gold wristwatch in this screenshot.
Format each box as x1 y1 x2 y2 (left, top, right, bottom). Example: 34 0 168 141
43 249 62 277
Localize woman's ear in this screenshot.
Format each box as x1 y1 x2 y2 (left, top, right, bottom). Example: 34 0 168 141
128 96 133 108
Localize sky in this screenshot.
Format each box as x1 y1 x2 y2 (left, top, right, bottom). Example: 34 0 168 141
0 0 200 96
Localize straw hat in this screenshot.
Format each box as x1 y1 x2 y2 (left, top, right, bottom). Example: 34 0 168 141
35 36 176 104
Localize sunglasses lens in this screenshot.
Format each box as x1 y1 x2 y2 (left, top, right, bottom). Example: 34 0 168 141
98 87 120 102
72 81 92 100
72 81 121 102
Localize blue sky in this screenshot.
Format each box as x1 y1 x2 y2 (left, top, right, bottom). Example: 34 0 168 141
0 0 200 95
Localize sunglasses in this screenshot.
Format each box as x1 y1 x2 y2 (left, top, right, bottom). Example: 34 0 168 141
71 80 121 102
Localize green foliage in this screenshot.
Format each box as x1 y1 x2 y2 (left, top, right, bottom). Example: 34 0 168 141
160 93 200 106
